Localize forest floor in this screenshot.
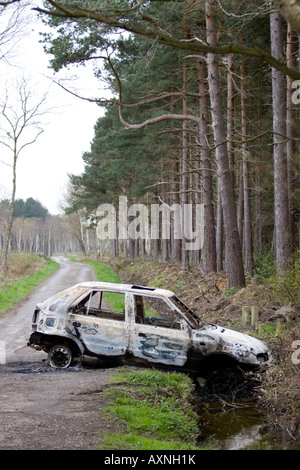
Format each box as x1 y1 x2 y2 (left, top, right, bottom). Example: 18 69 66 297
107 256 300 444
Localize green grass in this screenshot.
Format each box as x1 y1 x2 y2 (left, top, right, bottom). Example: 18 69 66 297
99 368 212 450
81 259 122 284
0 257 59 314
101 432 201 450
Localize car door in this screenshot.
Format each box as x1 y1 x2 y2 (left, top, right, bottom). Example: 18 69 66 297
66 289 128 357
129 294 191 367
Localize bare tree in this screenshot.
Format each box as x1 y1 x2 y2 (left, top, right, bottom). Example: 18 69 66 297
241 59 253 277
0 77 48 273
0 0 29 62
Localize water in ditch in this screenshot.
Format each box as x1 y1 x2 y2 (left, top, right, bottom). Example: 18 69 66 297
195 395 299 450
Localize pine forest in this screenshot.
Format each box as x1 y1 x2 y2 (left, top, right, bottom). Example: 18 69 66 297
2 1 300 289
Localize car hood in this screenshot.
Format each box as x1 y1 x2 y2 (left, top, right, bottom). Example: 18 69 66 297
194 322 271 364
214 324 269 351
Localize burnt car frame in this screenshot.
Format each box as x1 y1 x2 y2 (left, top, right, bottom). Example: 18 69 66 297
28 282 271 392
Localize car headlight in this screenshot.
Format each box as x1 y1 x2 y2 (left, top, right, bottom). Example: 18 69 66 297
256 352 269 363
45 317 56 327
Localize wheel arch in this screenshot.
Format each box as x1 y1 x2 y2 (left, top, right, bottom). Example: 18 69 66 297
198 353 243 378
32 332 83 357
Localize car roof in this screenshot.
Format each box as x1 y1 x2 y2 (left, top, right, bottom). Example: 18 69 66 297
72 281 174 298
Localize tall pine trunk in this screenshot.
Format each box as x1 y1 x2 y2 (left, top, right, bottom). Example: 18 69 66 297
198 57 216 274
255 69 263 255
270 11 291 273
241 59 253 276
227 53 235 185
206 0 245 287
181 60 189 269
286 22 297 249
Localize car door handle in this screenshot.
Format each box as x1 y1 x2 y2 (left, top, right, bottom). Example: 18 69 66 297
72 321 81 327
139 332 147 338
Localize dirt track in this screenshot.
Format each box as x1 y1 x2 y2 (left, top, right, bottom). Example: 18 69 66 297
0 257 114 450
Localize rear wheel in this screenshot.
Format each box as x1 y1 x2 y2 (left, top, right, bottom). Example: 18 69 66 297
48 344 73 369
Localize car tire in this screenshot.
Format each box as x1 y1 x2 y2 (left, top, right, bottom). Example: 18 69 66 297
48 344 73 369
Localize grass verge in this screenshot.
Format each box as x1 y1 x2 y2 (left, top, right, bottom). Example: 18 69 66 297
82 259 122 284
98 367 211 450
0 255 59 315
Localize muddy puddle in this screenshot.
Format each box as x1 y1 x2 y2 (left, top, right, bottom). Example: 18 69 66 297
195 395 299 450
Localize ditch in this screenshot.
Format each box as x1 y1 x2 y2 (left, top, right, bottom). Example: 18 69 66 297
98 365 300 451
195 396 297 450
193 377 300 451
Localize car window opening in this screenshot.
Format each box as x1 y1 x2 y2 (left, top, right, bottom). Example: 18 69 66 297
134 295 181 330
71 290 125 322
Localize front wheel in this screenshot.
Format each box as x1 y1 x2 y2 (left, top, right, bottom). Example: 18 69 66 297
205 367 244 397
48 344 73 369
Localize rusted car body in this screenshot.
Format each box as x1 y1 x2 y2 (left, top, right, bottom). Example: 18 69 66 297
28 282 271 390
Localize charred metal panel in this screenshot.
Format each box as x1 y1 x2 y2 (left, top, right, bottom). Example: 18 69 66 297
67 313 128 357
192 323 270 366
130 324 191 367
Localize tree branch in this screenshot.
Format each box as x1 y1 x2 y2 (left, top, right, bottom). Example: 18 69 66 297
106 55 201 128
33 0 300 79
50 77 116 105
17 128 44 156
52 54 202 128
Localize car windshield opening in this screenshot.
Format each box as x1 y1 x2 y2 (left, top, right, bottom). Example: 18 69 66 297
171 296 202 329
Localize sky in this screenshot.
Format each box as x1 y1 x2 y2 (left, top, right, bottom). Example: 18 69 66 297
0 5 106 215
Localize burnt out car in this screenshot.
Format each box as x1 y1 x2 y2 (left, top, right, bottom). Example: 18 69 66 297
28 282 271 392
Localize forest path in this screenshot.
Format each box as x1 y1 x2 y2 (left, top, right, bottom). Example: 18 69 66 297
0 256 114 450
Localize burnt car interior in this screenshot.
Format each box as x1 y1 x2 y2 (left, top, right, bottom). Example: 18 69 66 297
69 289 183 329
134 295 181 329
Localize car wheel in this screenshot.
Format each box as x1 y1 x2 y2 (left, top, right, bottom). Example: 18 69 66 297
48 344 73 369
205 368 244 396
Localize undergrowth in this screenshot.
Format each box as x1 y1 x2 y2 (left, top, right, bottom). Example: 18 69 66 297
254 251 300 304
82 259 121 284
